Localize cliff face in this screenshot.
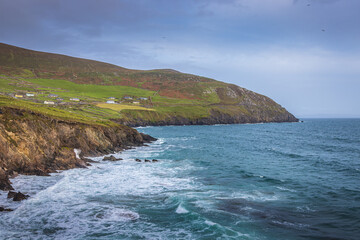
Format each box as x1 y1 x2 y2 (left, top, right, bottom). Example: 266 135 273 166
117 109 297 127
117 85 298 126
0 107 155 190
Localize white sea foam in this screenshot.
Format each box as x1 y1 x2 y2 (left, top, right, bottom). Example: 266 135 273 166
276 186 296 192
74 148 81 159
227 190 279 202
176 204 189 214
99 208 140 221
0 137 201 239
205 220 216 226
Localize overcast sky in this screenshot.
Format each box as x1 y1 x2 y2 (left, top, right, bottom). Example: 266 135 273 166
1 0 359 117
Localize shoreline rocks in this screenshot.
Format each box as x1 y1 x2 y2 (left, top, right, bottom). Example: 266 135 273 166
0 106 157 191
102 155 123 161
7 191 30 201
0 207 13 212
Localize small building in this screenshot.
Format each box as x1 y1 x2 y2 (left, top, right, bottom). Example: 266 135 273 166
15 94 24 98
44 101 55 105
70 98 80 102
133 101 140 104
123 96 132 100
26 93 35 97
108 97 116 100
49 94 58 98
139 97 148 100
56 98 64 101
106 100 116 104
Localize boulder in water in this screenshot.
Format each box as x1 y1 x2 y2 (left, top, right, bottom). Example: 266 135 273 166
103 155 123 161
152 159 159 163
145 159 151 162
135 159 142 162
8 191 29 201
0 206 13 212
7 191 16 199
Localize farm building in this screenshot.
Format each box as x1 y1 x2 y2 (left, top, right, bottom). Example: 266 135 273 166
44 101 55 105
108 97 116 100
123 96 132 100
15 94 24 98
106 100 116 104
139 97 148 100
133 101 140 104
26 93 35 97
70 98 80 101
49 94 58 98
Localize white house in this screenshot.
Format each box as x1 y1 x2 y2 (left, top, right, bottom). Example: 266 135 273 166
26 93 35 97
44 101 55 105
70 98 80 102
123 96 132 100
133 101 140 104
108 97 116 100
49 94 58 98
139 97 148 100
106 100 116 104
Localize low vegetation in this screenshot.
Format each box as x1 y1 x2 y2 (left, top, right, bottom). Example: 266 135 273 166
0 43 298 125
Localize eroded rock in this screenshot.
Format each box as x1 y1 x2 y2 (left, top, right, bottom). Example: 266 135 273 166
8 191 29 201
0 207 13 212
103 155 123 161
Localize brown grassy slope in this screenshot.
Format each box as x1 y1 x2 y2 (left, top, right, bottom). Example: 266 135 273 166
0 43 215 99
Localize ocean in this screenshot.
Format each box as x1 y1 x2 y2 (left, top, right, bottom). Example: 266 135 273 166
1 119 359 239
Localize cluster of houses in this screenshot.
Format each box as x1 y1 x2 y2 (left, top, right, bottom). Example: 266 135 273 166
13 93 35 98
12 92 149 106
44 95 81 105
105 96 149 105
12 92 82 105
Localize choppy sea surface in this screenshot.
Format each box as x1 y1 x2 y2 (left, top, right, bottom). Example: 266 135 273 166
1 119 360 239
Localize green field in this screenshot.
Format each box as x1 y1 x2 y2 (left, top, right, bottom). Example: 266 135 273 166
0 75 220 124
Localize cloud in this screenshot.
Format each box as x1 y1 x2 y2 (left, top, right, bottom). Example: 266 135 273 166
0 0 359 116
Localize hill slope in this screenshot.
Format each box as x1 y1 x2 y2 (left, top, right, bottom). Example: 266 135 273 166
0 43 298 125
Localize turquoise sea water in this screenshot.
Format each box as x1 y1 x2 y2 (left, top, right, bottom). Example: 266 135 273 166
1 119 360 239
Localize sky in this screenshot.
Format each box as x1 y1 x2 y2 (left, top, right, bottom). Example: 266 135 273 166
1 0 359 118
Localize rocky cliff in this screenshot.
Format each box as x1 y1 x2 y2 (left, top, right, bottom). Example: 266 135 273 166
0 107 155 191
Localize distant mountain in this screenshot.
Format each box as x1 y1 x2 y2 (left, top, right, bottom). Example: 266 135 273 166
0 43 298 125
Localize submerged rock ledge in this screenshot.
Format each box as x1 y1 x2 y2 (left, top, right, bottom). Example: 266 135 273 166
0 107 156 191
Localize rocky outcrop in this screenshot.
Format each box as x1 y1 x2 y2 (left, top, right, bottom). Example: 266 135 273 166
117 107 298 127
8 191 29 201
102 155 123 161
0 207 13 212
0 107 156 190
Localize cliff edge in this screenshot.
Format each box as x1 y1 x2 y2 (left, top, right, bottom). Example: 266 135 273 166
0 106 155 191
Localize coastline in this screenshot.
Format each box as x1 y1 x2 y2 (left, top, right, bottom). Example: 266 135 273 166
0 104 296 193
0 106 156 194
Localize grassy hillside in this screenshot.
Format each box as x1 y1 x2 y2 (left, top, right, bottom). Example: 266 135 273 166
0 43 298 125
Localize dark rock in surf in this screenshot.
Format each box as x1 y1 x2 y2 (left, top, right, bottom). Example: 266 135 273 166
8 191 29 201
135 159 142 162
7 191 16 199
152 159 159 162
102 155 123 161
144 159 151 162
141 133 157 143
0 206 13 212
